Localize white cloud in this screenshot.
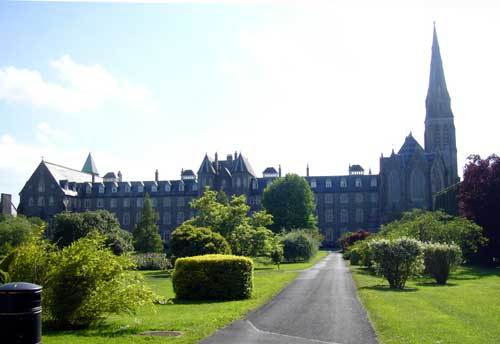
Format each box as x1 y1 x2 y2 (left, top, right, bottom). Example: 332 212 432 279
0 55 152 113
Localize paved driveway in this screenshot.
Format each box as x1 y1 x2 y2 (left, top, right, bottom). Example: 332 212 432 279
202 252 378 344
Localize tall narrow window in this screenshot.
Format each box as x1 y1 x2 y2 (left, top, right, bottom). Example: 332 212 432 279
123 213 130 226
37 196 45 206
325 179 332 188
311 179 317 188
340 178 347 188
370 177 377 187
340 209 348 223
355 208 364 223
355 178 362 187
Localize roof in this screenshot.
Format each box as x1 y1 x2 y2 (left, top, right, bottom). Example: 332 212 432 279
263 167 278 174
398 133 424 156
182 169 195 176
82 153 99 175
349 164 364 172
103 172 116 179
45 161 102 184
232 153 256 176
198 154 216 174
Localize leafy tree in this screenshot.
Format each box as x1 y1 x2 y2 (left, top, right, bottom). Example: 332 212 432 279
0 215 44 256
262 174 317 232
379 209 485 263
281 230 318 262
133 194 163 253
170 224 231 259
226 223 274 257
423 243 462 285
459 154 500 265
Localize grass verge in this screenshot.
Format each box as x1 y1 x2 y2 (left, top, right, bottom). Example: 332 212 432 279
351 264 500 344
42 250 329 344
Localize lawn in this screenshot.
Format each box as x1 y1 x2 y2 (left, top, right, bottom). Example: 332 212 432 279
42 250 329 344
351 264 500 344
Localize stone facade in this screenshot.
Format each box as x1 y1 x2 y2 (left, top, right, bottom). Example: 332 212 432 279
17 27 458 243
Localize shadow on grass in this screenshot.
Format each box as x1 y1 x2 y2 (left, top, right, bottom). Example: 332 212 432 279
415 281 458 287
255 267 276 271
451 265 500 281
359 284 418 292
142 270 170 278
43 322 142 338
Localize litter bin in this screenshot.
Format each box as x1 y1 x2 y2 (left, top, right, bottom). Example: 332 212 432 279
0 282 42 344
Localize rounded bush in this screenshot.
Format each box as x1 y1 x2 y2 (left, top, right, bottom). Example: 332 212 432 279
282 231 317 262
170 224 231 259
173 254 253 300
370 237 424 289
133 253 172 270
424 243 462 284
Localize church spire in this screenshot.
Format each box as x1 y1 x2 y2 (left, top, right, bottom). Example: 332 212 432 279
425 24 452 120
82 153 99 176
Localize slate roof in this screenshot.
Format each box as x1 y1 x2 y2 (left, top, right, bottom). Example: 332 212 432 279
232 153 256 176
198 155 216 174
349 165 364 172
103 172 116 179
182 169 195 176
263 167 278 174
82 153 99 175
398 133 424 156
45 161 102 184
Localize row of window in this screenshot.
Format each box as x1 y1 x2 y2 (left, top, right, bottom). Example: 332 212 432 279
28 196 193 208
85 182 197 194
311 177 377 189
122 211 187 226
318 193 378 204
323 208 378 224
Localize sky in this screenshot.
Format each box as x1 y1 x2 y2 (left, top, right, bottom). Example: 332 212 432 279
1 0 500 206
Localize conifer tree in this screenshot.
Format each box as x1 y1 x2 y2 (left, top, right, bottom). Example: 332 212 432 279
133 194 163 253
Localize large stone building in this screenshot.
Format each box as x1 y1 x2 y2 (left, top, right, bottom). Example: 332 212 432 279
17 27 458 243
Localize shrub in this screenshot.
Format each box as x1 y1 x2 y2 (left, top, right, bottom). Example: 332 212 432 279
173 254 253 300
133 253 172 270
170 224 231 259
0 215 43 256
0 270 9 284
44 234 156 328
270 243 284 269
349 246 362 265
339 230 372 252
282 230 318 262
370 237 424 289
423 243 462 284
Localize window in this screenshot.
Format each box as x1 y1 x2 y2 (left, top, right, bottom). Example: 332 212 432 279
370 177 377 187
163 212 171 225
125 184 131 192
388 171 401 205
84 199 91 209
38 181 45 193
243 178 248 189
325 194 333 204
325 209 334 223
163 198 171 207
340 178 347 188
86 185 92 193
355 208 364 223
355 178 362 187
49 196 54 206
97 199 104 208
192 183 198 191
98 185 104 193
37 196 45 206
236 177 241 188
179 183 184 192
123 198 130 207
138 185 144 193
252 179 259 190
177 211 184 224
110 198 117 208
151 198 157 207
311 179 317 188
325 179 332 188
340 194 348 204
177 197 184 207
151 185 157 192
136 198 143 208
28 197 34 206
112 186 117 193
371 193 378 203
165 184 171 192
123 213 130 226
136 212 141 223
355 193 363 203
410 169 426 201
340 209 348 223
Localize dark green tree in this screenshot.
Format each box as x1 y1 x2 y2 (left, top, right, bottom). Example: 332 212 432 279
0 215 44 256
262 174 317 232
50 210 133 255
133 194 163 253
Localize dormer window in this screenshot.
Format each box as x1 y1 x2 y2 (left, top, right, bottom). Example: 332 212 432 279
311 179 317 188
325 179 332 188
151 185 157 192
86 185 92 193
111 186 117 193
355 178 362 188
179 183 184 192
340 178 347 188
165 184 171 192
192 183 198 191
138 185 144 192
125 185 131 193
370 177 377 187
98 185 104 193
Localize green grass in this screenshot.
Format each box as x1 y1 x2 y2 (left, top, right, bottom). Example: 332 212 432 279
42 251 329 344
351 264 500 344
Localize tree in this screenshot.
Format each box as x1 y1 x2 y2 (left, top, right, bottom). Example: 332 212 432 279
262 174 317 232
50 210 133 255
459 154 500 265
170 223 231 258
133 194 163 253
0 215 44 256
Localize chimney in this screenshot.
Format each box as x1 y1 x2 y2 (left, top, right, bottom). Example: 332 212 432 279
117 171 123 182
92 174 95 183
1 194 12 215
234 151 238 160
155 169 159 182
215 152 219 173
306 164 310 177
278 164 282 177
227 154 233 162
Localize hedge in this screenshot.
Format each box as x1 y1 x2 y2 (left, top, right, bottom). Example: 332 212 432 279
172 254 253 300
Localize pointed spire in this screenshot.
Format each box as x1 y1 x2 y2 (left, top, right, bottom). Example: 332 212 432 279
426 23 452 119
82 153 99 176
197 154 216 175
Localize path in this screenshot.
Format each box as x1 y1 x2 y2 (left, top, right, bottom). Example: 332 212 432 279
202 252 378 344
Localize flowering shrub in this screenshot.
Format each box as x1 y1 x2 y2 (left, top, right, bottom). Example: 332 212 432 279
423 243 462 284
133 253 172 271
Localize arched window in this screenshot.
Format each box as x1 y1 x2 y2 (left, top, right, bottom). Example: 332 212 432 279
165 184 171 192
325 179 332 188
340 178 347 188
410 169 426 201
28 197 34 206
37 196 45 206
151 185 157 192
431 165 444 194
98 185 104 193
388 171 401 205
49 196 54 206
236 177 241 188
355 178 362 187
137 185 144 193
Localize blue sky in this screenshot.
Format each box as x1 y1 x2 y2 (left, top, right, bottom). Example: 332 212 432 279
1 1 500 206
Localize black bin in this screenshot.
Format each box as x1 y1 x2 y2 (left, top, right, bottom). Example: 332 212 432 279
0 282 42 344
